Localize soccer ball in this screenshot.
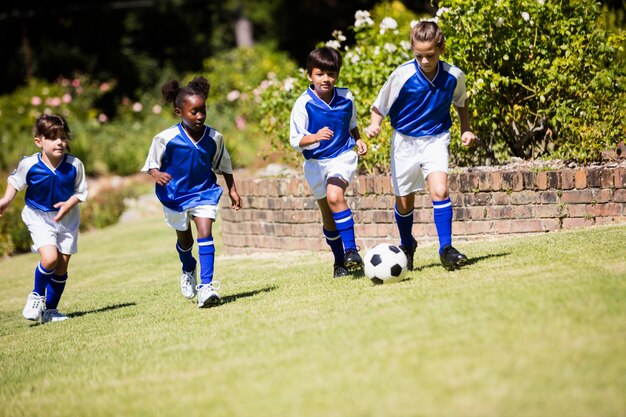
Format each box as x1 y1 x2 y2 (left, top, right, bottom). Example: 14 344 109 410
364 243 408 285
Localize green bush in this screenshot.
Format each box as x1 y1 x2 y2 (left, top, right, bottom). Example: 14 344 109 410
438 0 626 164
257 0 626 172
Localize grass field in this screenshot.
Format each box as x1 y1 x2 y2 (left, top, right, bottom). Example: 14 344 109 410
1 214 625 417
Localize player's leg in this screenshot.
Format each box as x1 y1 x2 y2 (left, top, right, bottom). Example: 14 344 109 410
394 194 418 271
318 198 348 278
391 132 421 270
423 133 467 270
23 244 58 321
193 211 220 307
163 206 198 299
326 177 362 270
42 251 71 323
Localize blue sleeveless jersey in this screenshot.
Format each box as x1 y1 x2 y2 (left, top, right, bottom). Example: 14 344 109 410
372 60 467 138
290 85 358 160
8 153 88 212
142 123 232 212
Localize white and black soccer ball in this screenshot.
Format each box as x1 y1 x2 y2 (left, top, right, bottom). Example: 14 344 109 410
364 243 408 284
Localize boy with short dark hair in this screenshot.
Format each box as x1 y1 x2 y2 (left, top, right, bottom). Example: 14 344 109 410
290 46 368 277
366 21 477 271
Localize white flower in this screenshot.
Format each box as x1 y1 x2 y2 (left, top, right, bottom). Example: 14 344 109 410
521 12 530 21
380 17 398 32
410 20 420 28
283 77 296 92
495 17 504 27
332 30 346 42
132 102 143 112
436 7 450 17
400 40 411 50
354 10 374 28
383 43 397 53
326 40 341 50
537 0 545 4
346 52 360 64
226 90 240 102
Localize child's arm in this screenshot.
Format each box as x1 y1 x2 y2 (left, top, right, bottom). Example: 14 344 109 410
454 104 478 146
350 127 368 156
0 184 18 217
222 172 242 210
298 127 334 148
53 195 81 222
365 107 385 139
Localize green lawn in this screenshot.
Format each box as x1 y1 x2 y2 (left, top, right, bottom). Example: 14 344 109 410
1 214 625 417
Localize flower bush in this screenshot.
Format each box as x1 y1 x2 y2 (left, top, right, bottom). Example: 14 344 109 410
258 0 626 172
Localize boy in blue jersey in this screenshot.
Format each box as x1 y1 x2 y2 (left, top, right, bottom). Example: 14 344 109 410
0 115 88 323
290 47 368 278
143 76 242 307
365 21 477 271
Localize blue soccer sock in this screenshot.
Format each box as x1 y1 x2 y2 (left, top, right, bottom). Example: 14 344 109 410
323 228 345 264
33 262 54 296
197 237 215 285
332 208 356 251
46 273 68 310
394 205 415 248
433 198 453 253
176 242 197 273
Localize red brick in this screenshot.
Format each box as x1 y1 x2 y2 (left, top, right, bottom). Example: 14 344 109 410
615 189 626 202
593 189 612 203
601 169 615 188
493 220 512 234
615 168 626 189
562 217 595 229
560 190 594 204
534 205 565 218
511 219 544 233
478 172 491 191
587 168 603 187
522 171 537 190
509 191 541 205
512 205 534 219
560 170 575 190
540 191 558 204
488 206 515 219
575 170 587 189
537 172 549 190
490 172 503 191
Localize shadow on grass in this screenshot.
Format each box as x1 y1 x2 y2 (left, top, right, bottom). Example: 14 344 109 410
220 285 277 305
414 251 511 272
68 302 137 318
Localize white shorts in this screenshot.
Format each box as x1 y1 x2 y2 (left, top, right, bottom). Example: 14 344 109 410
391 131 450 196
21 205 81 254
163 205 218 231
303 150 358 200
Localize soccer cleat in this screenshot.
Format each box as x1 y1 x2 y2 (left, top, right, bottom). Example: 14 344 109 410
399 240 418 271
440 245 468 270
41 309 69 324
197 281 221 308
22 293 45 321
180 269 198 299
344 248 363 271
333 263 349 278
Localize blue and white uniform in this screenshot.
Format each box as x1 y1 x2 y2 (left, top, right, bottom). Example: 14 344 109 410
372 59 467 195
8 153 88 253
290 85 359 199
142 123 232 229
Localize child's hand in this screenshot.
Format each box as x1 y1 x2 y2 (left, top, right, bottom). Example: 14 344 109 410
151 170 172 186
53 201 72 222
356 139 368 156
229 189 242 211
364 125 381 139
461 131 478 146
315 127 333 142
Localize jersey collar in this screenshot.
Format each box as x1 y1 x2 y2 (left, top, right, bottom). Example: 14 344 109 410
307 84 337 108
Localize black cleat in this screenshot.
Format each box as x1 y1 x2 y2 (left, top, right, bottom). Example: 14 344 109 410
333 263 349 278
344 248 363 271
399 240 418 271
440 246 468 270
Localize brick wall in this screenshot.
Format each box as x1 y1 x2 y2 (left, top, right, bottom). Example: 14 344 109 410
220 165 626 255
